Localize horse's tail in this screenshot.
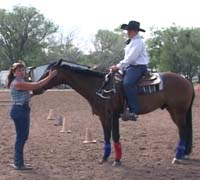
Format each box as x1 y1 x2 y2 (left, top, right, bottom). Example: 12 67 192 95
185 86 195 155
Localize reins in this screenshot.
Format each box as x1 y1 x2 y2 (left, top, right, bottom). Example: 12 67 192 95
96 71 117 99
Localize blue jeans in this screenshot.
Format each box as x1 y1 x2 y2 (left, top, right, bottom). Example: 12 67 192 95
10 104 30 167
123 65 147 113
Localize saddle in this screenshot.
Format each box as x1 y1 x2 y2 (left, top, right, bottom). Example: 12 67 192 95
96 70 163 99
115 70 161 86
137 71 161 86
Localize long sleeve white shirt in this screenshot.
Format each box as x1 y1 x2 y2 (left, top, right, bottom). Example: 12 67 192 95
116 34 149 70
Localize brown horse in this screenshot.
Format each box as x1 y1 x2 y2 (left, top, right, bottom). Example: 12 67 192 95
33 59 194 166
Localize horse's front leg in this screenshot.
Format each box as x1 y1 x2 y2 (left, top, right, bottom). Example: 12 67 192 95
99 117 112 164
112 116 122 166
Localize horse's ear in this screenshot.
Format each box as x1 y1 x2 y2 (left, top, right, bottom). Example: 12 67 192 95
54 59 63 67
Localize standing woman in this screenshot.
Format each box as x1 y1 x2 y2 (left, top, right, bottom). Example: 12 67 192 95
7 61 57 170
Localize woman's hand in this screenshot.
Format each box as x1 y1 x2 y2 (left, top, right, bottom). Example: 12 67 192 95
48 70 57 79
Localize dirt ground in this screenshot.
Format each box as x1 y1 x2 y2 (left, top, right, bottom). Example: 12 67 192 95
0 90 200 180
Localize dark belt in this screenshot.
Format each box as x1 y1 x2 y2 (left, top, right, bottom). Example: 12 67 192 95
129 64 147 67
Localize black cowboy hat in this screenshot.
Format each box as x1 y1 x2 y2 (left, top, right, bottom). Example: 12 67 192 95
121 21 145 32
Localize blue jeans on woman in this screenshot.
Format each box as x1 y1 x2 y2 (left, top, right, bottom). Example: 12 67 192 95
123 65 147 114
10 104 30 168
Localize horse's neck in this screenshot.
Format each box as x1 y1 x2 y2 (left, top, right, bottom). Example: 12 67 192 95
64 72 103 102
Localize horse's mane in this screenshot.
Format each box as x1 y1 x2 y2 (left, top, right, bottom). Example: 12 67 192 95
61 64 105 78
48 59 105 78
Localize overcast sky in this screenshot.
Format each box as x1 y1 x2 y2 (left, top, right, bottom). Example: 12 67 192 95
1 0 200 52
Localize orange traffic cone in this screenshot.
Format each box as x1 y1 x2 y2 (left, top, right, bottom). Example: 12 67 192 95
47 109 55 120
83 128 96 144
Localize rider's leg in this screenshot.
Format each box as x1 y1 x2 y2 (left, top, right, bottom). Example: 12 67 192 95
123 65 147 114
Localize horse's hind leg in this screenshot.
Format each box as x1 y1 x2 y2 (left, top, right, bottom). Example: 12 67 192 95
168 109 188 162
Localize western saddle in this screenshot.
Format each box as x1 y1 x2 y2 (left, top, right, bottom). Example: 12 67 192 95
96 70 163 99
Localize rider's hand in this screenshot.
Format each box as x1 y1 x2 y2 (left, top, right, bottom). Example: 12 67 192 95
109 65 119 72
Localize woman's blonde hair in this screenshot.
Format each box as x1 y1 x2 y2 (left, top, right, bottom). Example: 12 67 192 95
7 60 26 88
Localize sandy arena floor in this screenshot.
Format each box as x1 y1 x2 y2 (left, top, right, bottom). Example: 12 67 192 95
0 90 200 180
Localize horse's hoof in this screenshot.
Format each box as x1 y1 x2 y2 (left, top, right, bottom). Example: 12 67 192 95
171 158 188 165
99 158 108 164
172 158 181 164
112 160 121 167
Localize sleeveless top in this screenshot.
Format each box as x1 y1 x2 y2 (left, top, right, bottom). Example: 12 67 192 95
10 77 30 104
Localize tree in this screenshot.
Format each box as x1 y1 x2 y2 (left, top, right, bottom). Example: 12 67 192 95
92 29 126 71
176 29 200 80
0 6 58 69
46 31 83 63
147 25 200 81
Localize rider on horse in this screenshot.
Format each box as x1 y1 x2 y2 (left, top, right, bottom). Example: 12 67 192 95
110 20 149 121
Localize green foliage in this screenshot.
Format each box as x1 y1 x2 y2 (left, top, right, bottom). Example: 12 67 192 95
91 29 126 71
0 6 58 69
2 5 200 80
147 26 200 81
46 32 83 63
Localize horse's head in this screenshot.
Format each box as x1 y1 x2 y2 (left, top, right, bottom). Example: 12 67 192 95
33 59 64 95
